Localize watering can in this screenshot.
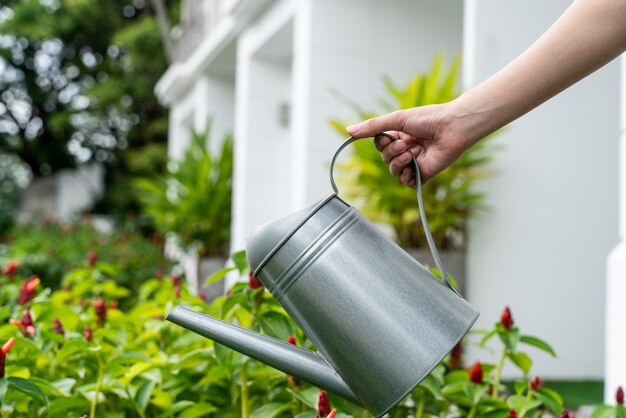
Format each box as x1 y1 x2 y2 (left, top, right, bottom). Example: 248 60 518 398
167 133 479 417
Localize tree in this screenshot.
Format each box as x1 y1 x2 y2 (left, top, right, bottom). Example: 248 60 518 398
0 0 178 215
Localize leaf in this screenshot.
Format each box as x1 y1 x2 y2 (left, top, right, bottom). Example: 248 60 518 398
232 250 249 274
507 352 532 375
135 379 156 411
0 378 7 405
178 402 217 418
258 311 293 340
56 339 90 363
294 413 316 418
249 402 291 418
497 327 520 352
287 386 318 409
514 380 527 395
480 329 497 347
444 369 470 384
520 335 557 357
7 377 48 406
590 405 617 418
534 390 562 416
206 267 236 285
157 400 195 418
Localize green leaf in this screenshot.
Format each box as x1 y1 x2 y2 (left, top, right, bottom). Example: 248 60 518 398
287 386 318 409
507 351 532 375
520 335 557 357
179 402 216 418
258 311 293 340
206 267 236 285
507 394 526 411
534 390 562 416
7 377 48 406
250 402 291 418
232 250 249 274
0 378 8 405
480 329 497 347
56 339 90 363
157 400 195 418
498 327 520 352
135 379 156 411
294 413 316 418
444 369 470 384
590 405 617 418
514 380 527 395
418 373 441 397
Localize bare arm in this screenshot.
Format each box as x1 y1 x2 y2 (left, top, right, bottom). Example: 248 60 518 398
347 0 626 185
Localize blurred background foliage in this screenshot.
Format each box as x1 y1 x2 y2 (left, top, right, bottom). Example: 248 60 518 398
0 0 179 218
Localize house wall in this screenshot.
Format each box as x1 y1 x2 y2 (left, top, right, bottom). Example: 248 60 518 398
464 0 620 379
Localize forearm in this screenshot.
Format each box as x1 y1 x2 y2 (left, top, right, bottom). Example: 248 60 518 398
448 0 626 145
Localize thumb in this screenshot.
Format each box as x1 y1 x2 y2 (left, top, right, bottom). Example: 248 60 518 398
347 110 406 138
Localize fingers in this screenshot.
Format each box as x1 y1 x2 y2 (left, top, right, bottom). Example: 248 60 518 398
347 110 407 138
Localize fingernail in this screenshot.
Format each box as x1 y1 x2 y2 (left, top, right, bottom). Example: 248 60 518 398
347 123 360 133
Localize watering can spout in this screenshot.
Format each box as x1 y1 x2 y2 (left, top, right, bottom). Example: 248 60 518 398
166 306 361 406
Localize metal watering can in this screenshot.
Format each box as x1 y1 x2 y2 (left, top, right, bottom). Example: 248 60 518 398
167 133 479 417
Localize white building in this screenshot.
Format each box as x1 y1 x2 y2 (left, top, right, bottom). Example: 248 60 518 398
155 0 624 399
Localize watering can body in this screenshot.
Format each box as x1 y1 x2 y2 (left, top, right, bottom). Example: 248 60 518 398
167 134 479 417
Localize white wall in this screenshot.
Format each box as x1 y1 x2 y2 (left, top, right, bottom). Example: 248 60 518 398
464 0 620 379
291 0 464 208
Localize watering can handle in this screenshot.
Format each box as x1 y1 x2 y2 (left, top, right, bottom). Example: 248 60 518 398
329 133 460 297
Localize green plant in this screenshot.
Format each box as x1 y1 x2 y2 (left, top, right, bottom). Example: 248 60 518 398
0 220 169 297
330 54 496 250
0 246 577 418
135 124 233 258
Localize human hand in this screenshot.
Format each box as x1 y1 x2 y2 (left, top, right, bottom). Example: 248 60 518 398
346 103 474 186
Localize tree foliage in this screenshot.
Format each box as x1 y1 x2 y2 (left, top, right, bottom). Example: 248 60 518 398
0 0 178 215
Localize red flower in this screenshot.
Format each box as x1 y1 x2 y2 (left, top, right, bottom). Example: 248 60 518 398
10 310 35 336
450 341 463 369
170 274 181 287
93 298 107 325
529 375 543 391
617 386 624 406
83 325 93 342
508 410 517 418
561 411 570 418
110 300 118 310
248 270 263 289
0 337 16 378
500 306 514 330
53 317 65 336
468 361 483 384
174 284 181 299
316 389 332 417
2 260 19 278
18 276 40 305
87 250 97 267
327 410 337 418
286 335 300 387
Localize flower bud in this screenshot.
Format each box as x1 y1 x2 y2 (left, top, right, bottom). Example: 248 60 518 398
0 337 16 379
561 411 570 418
617 386 624 406
529 375 543 391
286 335 300 387
3 260 19 278
53 317 65 336
450 341 463 369
500 306 514 330
94 298 107 325
18 276 40 305
87 250 97 267
468 361 483 384
508 410 517 418
248 270 263 289
83 325 93 342
316 389 332 417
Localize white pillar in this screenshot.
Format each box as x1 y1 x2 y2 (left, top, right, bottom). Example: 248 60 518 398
605 54 626 402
